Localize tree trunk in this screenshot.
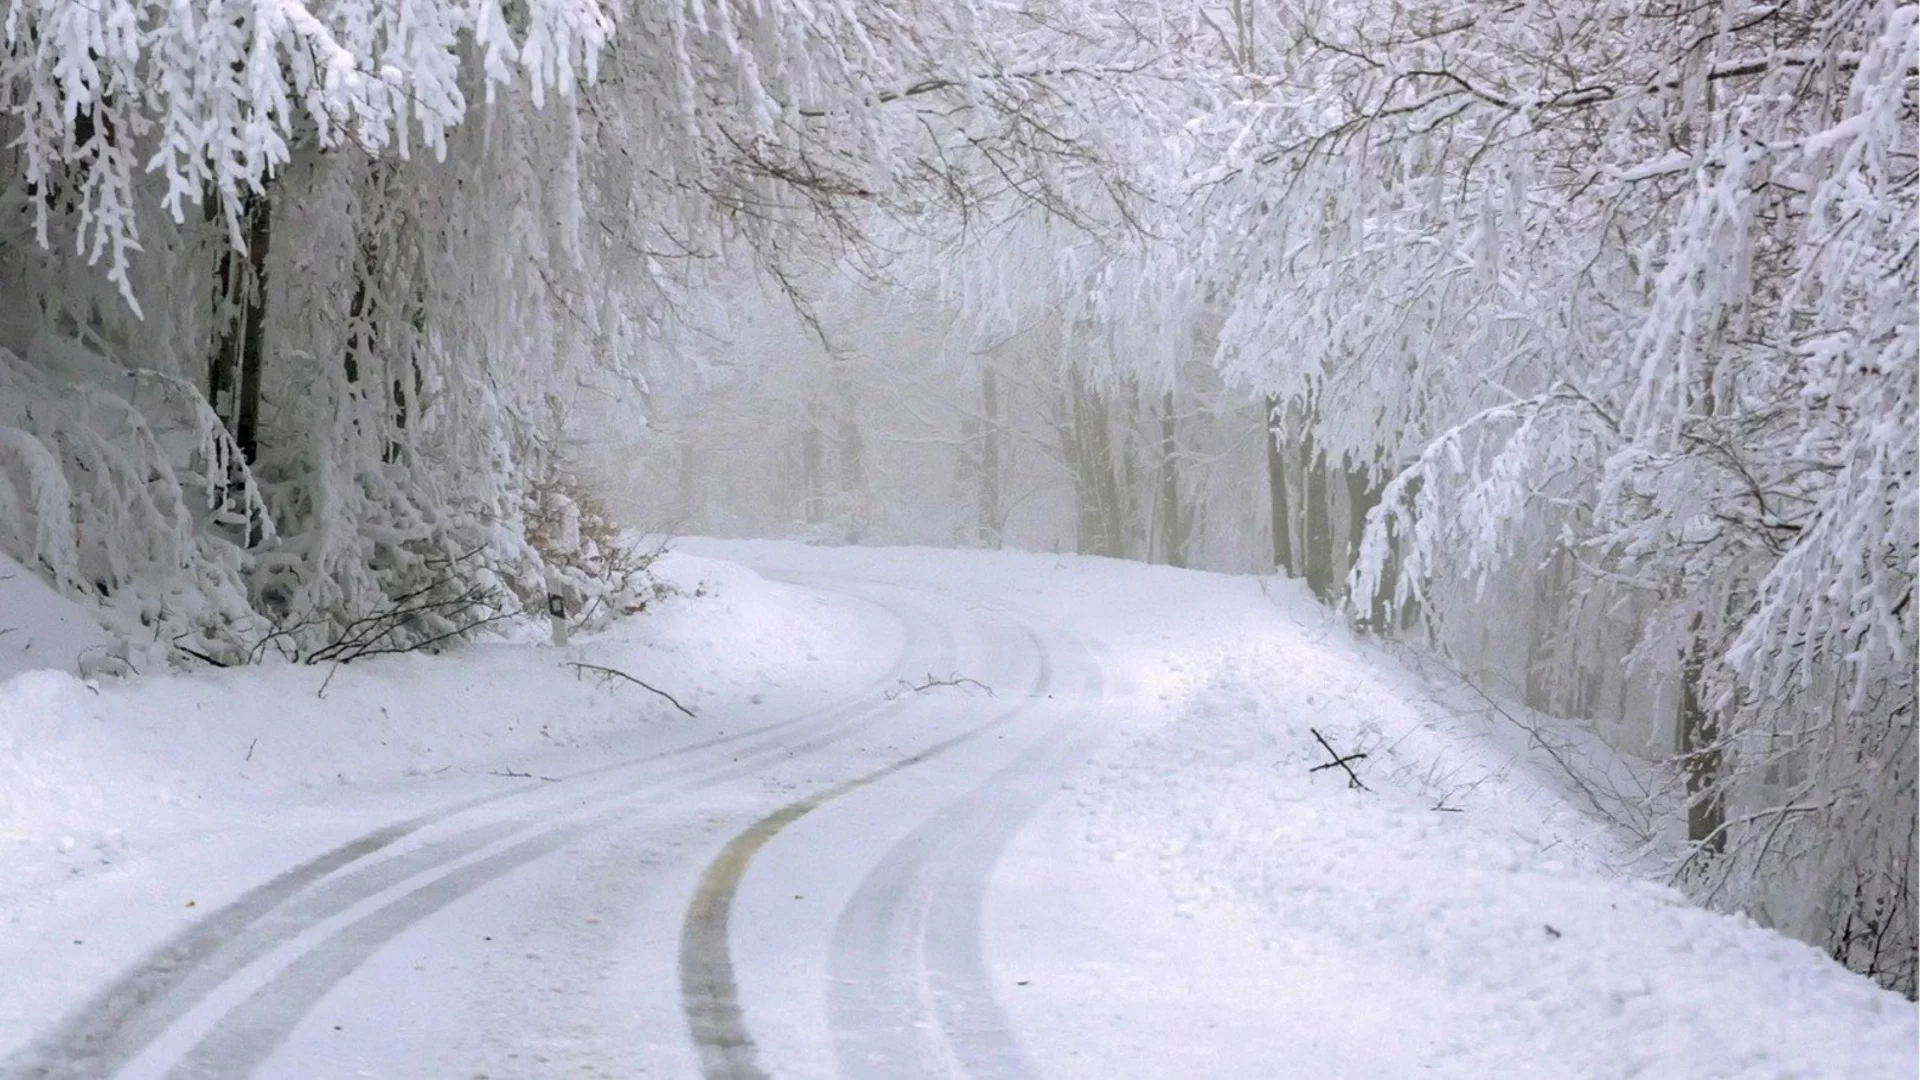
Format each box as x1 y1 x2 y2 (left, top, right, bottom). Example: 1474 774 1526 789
1059 385 1096 555
1302 427 1334 601
801 406 825 527
381 274 427 466
1344 461 1378 576
1266 397 1292 575
233 187 271 470
1680 624 1726 854
343 235 375 389
794 390 825 526
1524 560 1555 713
207 227 238 423
1109 391 1136 559
206 185 271 545
824 353 866 542
344 162 392 393
1065 366 1120 557
979 366 1002 547
1344 459 1386 622
676 436 701 528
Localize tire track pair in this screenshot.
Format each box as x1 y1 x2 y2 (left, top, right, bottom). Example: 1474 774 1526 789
2 581 952 1080
826 623 1104 1080
680 611 1104 1080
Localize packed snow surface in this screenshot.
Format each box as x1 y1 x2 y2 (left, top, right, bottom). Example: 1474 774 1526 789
0 540 1912 1078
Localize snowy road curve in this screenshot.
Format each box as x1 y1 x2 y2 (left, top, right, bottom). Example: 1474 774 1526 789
6 542 1912 1080
3 567 1105 1079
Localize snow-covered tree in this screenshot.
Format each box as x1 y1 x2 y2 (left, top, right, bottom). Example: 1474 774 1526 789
1 0 1148 659
1185 0 1916 992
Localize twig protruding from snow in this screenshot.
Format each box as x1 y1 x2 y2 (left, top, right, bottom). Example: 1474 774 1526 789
564 661 696 717
1309 727 1371 791
885 673 994 700
488 767 558 782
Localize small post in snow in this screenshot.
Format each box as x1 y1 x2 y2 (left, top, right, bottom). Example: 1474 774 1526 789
545 567 570 648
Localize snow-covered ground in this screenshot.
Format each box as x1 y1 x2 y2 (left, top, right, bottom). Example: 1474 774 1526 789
0 550 116 685
1 540 1912 1078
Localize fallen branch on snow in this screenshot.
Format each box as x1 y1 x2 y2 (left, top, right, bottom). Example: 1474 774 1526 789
488 767 558 782
1309 727 1371 791
885 673 994 700
564 661 696 717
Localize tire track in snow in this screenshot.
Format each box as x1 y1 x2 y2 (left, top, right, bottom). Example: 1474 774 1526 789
678 621 1061 1080
154 678 963 1080
828 629 1104 1080
143 586 958 1079
1 580 950 1080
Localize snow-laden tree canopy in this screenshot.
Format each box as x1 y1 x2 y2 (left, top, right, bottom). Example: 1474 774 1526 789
1192 0 1914 994
0 0 1136 654
649 0 1918 994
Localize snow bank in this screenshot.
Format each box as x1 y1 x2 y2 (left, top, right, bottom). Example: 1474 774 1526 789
0 550 116 683
1005 567 1918 1077
1081 639 1915 1075
0 551 868 908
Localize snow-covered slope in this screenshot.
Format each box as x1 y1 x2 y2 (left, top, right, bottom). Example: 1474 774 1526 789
0 551 874 981
0 550 116 684
694 539 1917 1077
1 540 1911 1078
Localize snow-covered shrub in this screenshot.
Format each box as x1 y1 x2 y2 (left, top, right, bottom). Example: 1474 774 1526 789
0 343 258 667
527 465 669 630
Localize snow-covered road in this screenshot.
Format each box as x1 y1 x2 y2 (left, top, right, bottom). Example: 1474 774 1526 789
2 541 1913 1079
3 562 1117 1078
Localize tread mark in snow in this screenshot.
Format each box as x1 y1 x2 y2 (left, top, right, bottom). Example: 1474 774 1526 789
679 622 1068 1080
830 633 1103 1080
829 718 1098 1080
3 581 950 1080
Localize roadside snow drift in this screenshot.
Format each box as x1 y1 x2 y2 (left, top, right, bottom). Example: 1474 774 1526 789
0 550 115 685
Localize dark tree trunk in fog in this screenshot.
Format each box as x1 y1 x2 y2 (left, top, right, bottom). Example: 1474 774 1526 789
676 438 701 527
1343 462 1377 574
232 187 271 470
1680 622 1726 854
343 235 375 389
801 409 824 526
835 356 865 542
339 164 419 466
1065 365 1125 558
1266 397 1292 575
206 185 272 546
207 201 238 425
1302 427 1334 601
1524 556 1561 713
1343 459 1384 621
1112 396 1138 558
